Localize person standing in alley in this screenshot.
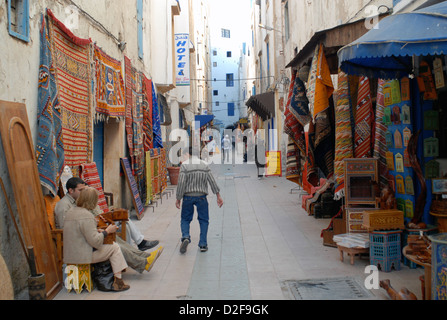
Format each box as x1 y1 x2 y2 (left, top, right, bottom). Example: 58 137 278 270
222 134 231 163
176 147 224 253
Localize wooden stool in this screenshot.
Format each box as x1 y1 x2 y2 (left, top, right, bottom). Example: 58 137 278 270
338 245 369 265
63 264 92 294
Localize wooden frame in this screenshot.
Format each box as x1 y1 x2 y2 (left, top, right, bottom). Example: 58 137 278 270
344 158 379 207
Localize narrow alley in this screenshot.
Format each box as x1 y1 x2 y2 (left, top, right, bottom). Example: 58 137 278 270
54 162 424 301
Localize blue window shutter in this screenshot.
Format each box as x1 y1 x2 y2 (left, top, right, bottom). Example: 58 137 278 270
7 0 29 42
228 103 235 117
137 0 143 59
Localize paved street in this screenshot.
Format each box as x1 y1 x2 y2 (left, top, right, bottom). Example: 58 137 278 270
54 162 424 301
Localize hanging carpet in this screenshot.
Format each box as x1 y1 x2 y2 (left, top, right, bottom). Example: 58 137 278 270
80 162 109 213
47 9 93 167
36 14 64 197
124 56 145 176
143 75 154 151
151 81 164 149
93 45 126 121
353 76 374 158
307 43 334 119
373 79 389 189
333 70 354 199
285 71 306 156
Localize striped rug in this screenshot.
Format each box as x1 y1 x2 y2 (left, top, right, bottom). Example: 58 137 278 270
353 76 374 159
48 10 93 167
333 70 354 199
374 79 389 189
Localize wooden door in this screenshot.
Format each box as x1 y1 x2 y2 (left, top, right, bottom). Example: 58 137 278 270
0 101 61 299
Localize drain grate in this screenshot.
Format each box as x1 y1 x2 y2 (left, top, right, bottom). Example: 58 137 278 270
284 277 375 300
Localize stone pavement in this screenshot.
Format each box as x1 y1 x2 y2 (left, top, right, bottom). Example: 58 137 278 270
54 162 425 301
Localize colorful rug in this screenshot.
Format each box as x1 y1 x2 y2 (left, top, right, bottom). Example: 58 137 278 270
143 75 154 152
151 82 163 149
312 108 334 179
286 138 302 185
124 56 145 176
48 9 93 167
93 45 126 121
80 162 109 213
307 44 334 119
285 71 306 155
353 76 374 158
36 14 65 197
160 148 168 192
289 72 312 128
373 79 389 189
333 70 354 200
145 151 152 205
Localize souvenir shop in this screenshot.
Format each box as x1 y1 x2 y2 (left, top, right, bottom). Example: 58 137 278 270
285 2 447 300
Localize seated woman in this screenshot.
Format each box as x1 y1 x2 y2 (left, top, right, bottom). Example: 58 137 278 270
63 187 130 292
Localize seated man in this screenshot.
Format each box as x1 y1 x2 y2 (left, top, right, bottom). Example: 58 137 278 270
63 187 129 291
55 177 158 251
56 177 162 274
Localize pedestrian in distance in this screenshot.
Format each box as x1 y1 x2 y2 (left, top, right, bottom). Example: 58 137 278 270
176 147 224 253
222 134 231 163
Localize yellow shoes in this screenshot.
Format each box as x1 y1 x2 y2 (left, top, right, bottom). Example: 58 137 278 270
145 246 164 272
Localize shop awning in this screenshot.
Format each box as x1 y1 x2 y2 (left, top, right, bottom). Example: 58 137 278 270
246 91 275 121
194 115 214 129
338 2 447 79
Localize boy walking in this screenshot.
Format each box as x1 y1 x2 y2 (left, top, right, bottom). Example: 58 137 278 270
175 148 224 253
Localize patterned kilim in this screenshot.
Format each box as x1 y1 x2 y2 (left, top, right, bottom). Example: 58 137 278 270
289 73 312 128
285 71 306 154
48 10 93 167
151 82 163 149
160 148 168 192
143 75 154 151
374 79 389 189
354 76 374 158
286 138 302 185
145 151 152 205
307 44 334 119
36 14 64 197
334 70 354 199
93 45 126 121
124 56 145 176
312 109 334 179
80 162 109 213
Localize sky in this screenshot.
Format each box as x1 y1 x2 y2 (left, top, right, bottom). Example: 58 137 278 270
208 0 252 43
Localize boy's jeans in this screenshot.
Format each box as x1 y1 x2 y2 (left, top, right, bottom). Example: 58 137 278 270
181 195 209 247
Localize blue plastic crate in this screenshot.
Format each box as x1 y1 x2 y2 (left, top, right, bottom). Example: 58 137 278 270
369 230 402 272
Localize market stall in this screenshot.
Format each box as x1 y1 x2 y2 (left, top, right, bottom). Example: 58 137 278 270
337 2 447 300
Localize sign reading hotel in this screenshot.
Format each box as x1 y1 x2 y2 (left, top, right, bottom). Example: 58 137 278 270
175 33 190 86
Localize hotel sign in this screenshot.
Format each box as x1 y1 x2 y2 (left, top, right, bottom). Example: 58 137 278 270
175 33 190 86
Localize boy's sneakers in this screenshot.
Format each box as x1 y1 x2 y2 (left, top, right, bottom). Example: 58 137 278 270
199 246 208 252
180 238 190 254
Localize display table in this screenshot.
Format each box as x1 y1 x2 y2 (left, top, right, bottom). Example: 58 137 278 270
337 244 369 265
402 246 431 300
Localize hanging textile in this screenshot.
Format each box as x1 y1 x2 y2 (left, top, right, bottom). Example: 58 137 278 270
124 56 144 176
307 43 334 119
286 138 302 185
284 71 306 155
36 14 64 197
151 82 163 149
374 79 389 189
353 76 374 158
47 9 93 167
333 70 354 199
142 75 154 151
93 45 126 121
160 148 168 193
80 162 109 213
312 108 335 179
145 151 152 205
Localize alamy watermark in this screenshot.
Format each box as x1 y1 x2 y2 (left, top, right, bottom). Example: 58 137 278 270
168 124 275 168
